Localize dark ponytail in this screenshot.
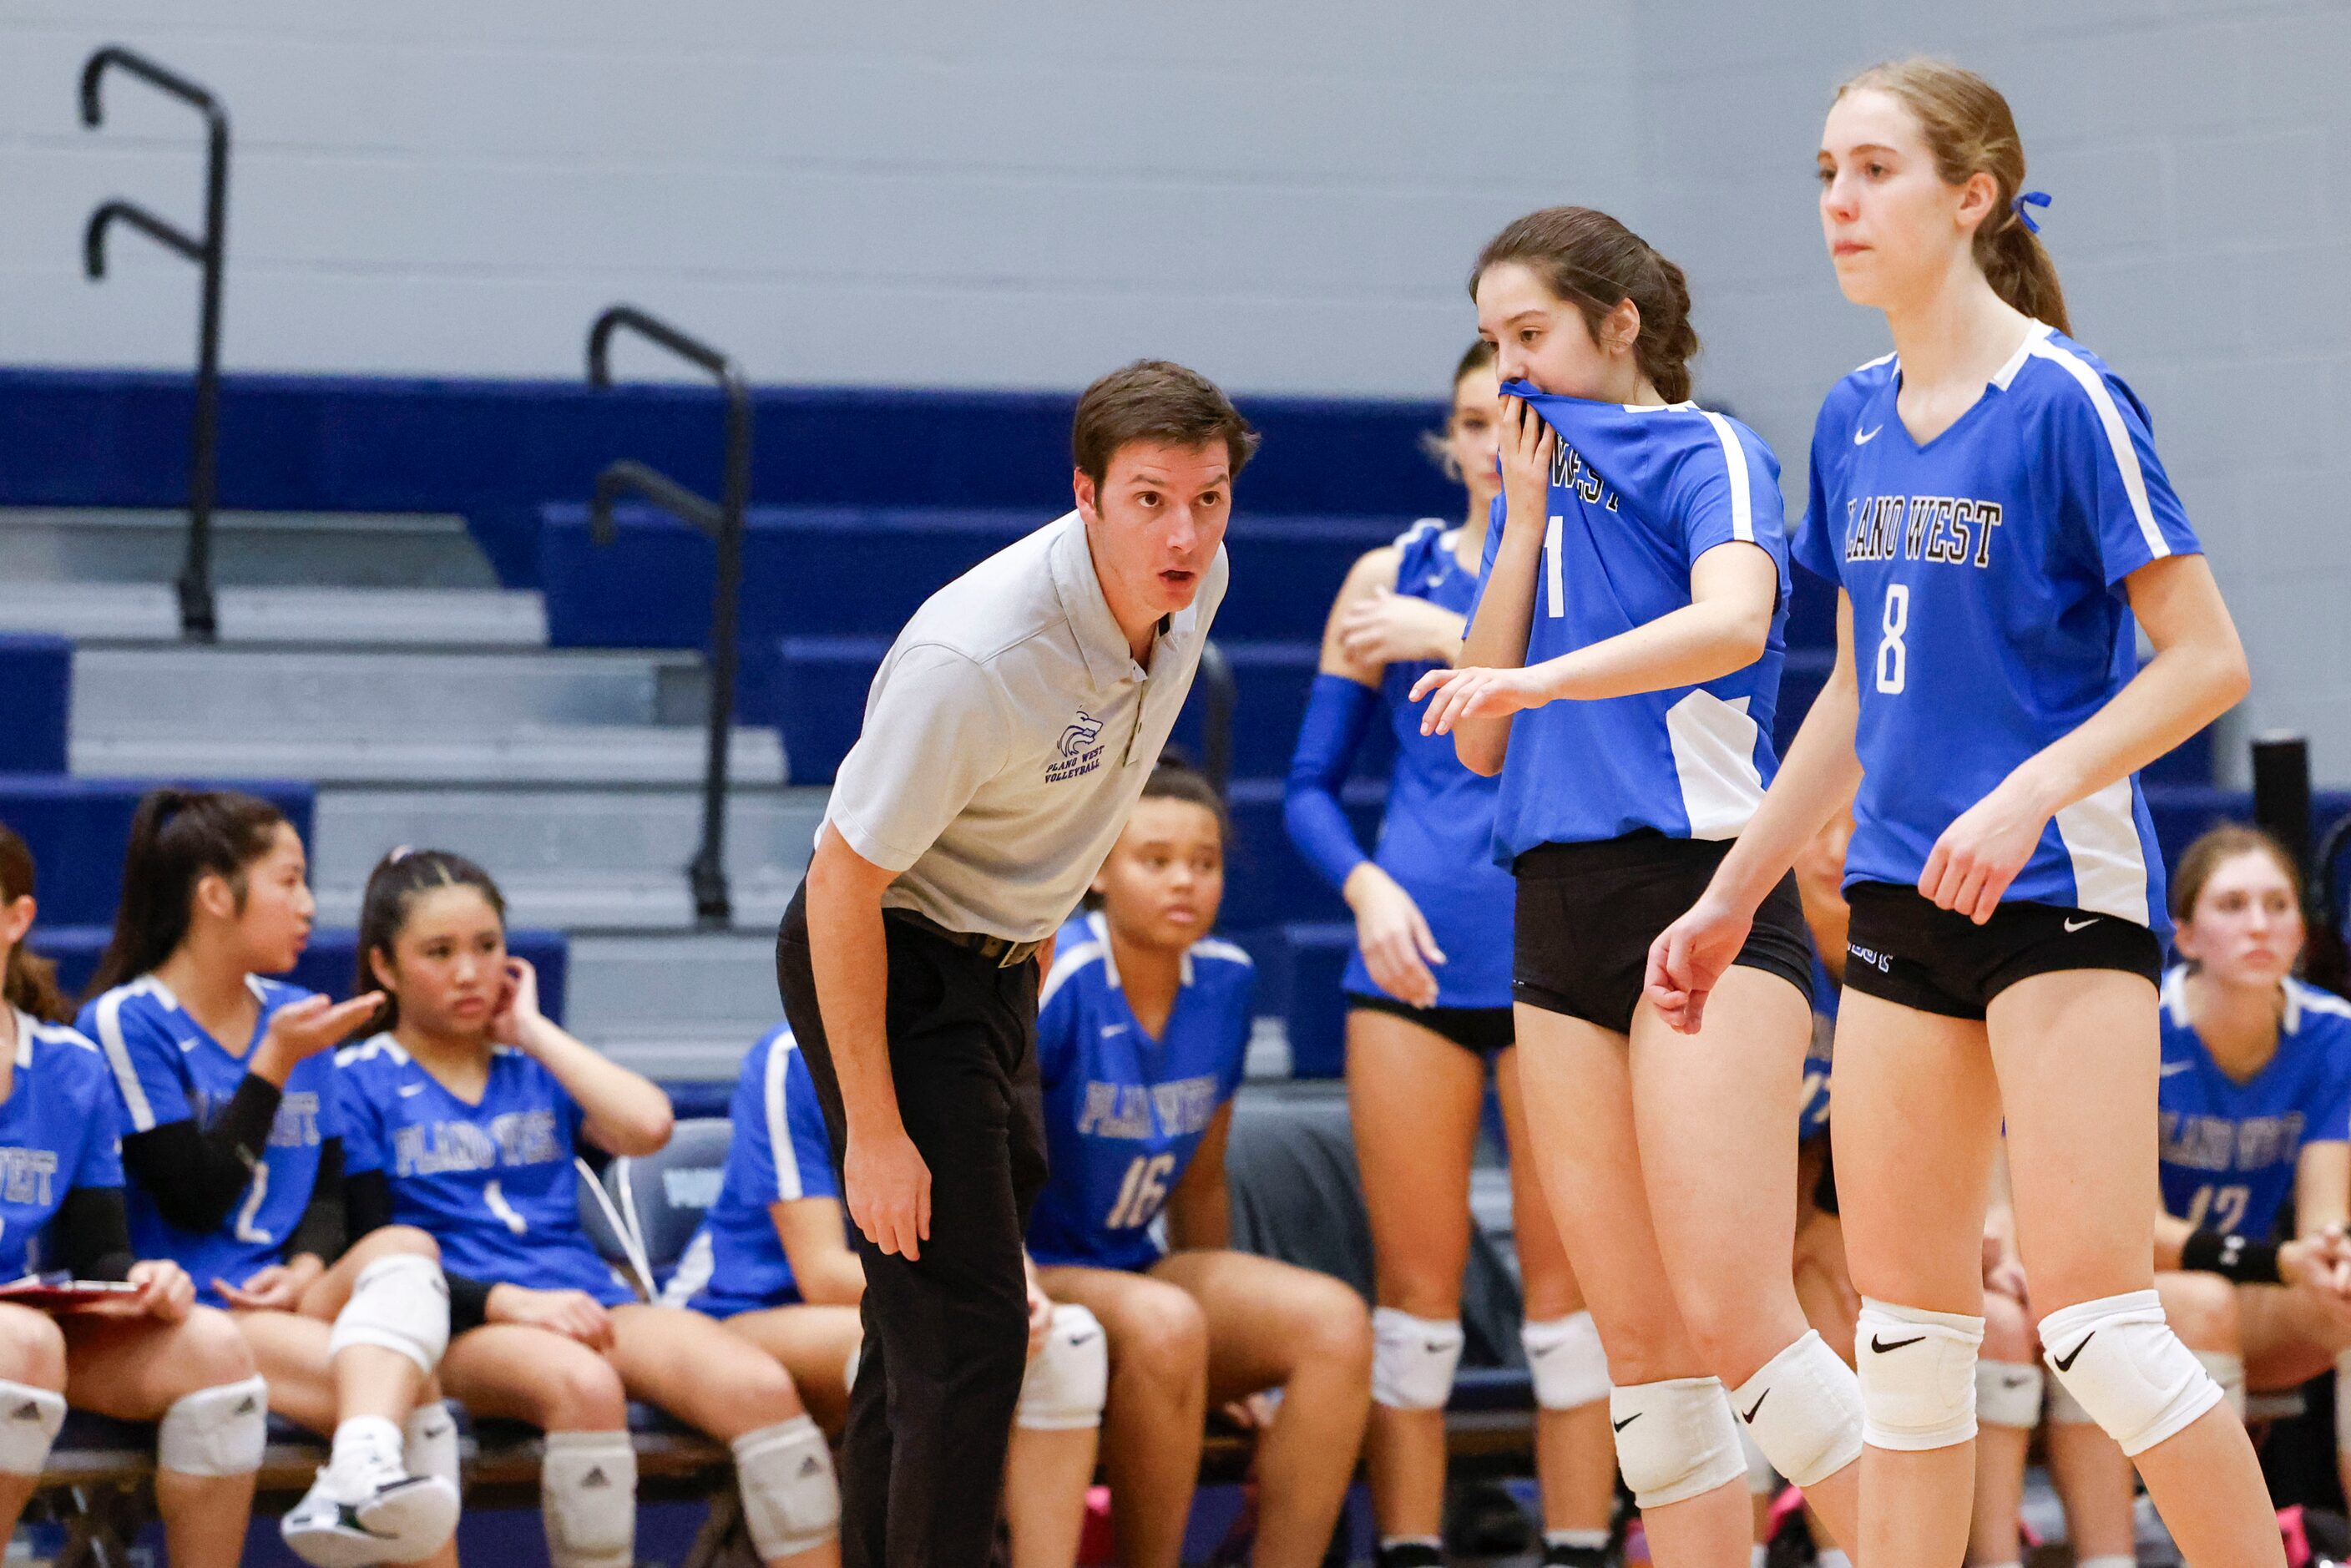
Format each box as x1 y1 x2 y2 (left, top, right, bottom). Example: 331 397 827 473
1837 58 2071 336
353 847 508 1035
83 789 289 1002
0 825 72 1024
1471 207 1701 403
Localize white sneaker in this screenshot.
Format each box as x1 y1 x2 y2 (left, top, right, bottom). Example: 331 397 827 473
281 1452 461 1567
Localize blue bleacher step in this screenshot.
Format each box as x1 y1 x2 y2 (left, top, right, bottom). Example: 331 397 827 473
0 582 546 646
75 726 785 789
538 503 1414 654
0 508 501 589
311 786 827 932
0 635 70 775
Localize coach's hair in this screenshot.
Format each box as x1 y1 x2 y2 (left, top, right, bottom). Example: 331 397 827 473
84 789 291 1000
1420 341 1499 478
1837 58 2070 336
354 847 508 1035
1471 207 1700 403
2170 824 2305 928
1071 360 1261 490
0 824 70 1024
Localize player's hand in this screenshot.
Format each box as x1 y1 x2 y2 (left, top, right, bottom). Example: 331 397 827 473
1342 863 1444 1009
255 992 386 1078
1919 777 2055 924
1644 893 1753 1034
487 1284 614 1349
1023 1267 1053 1360
100 1259 195 1323
846 1125 931 1262
1337 585 1465 670
1410 664 1547 736
215 1255 323 1313
1496 394 1556 539
1979 1235 2029 1305
489 958 548 1050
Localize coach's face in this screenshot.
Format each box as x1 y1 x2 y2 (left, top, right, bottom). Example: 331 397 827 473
1074 439 1231 629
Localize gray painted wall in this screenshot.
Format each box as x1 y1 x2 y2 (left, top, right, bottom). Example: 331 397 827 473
4 2 2346 776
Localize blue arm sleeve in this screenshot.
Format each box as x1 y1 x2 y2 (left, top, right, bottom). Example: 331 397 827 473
1283 673 1380 893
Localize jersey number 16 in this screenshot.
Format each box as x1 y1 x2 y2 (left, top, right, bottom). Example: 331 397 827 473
1105 1154 1176 1232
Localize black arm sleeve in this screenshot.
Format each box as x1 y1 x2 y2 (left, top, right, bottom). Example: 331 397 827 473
117 1073 285 1233
343 1168 394 1241
282 1138 345 1265
53 1187 136 1282
445 1272 493 1336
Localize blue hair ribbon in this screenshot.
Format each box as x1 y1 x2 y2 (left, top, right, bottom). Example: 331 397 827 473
2012 190 2051 235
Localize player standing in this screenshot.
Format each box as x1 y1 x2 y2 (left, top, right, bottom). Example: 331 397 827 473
1411 207 1866 1565
1647 58 2278 1568
1286 341 1615 1568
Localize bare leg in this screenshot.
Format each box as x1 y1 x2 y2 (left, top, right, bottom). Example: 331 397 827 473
0 1306 67 1540
1037 1265 1207 1568
1631 969 1860 1551
1497 1044 1617 1540
1992 970 2282 1568
294 1225 442 1427
1150 1249 1373 1568
717 1304 866 1433
1833 989 2004 1568
64 1306 260 1568
1514 1002 1747 1568
1967 1292 2033 1567
1004 1424 1098 1568
1347 1007 1485 1545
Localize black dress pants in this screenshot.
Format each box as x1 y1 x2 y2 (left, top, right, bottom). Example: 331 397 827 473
776 887 1048 1568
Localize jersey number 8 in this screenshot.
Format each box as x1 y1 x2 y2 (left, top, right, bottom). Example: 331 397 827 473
1874 584 1909 695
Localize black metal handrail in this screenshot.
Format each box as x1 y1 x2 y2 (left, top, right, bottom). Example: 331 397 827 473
80 46 230 642
1197 640 1236 799
586 305 753 930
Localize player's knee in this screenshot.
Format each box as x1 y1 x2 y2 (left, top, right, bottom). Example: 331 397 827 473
158 1373 270 1476
1523 1311 1610 1411
2039 1290 2222 1457
164 1306 260 1395
1113 1287 1209 1392
1979 1288 2035 1363
1608 1376 1747 1509
1856 1298 1983 1451
1300 1285 1373 1378
2154 1271 2238 1353
716 1346 808 1431
355 1223 441 1267
0 1309 67 1391
331 1252 451 1375
537 1350 629 1430
732 1414 838 1560
1018 1305 1109 1430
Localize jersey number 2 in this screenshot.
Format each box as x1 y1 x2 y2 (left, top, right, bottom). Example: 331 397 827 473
1874 584 1909 695
1105 1154 1176 1231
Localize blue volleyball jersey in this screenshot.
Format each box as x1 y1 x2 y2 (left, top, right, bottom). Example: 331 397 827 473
2156 969 2351 1241
1473 383 1792 862
664 1024 842 1318
85 975 340 1301
1794 326 2202 937
1346 519 1515 1009
0 1012 126 1278
336 1034 635 1306
1026 913 1254 1272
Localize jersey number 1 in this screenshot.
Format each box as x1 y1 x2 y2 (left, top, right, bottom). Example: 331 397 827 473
1874 584 1909 695
233 1166 272 1244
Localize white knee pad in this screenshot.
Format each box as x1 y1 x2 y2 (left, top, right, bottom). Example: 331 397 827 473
2196 1351 2246 1422
1018 1303 1108 1431
1737 1423 1779 1495
2038 1291 2222 1457
1607 1377 1746 1510
1974 1359 2045 1430
1732 1329 1863 1487
732 1414 839 1560
157 1373 269 1476
1856 1298 1983 1452
1372 1308 1463 1412
330 1253 452 1377
541 1429 636 1568
1521 1312 1610 1411
0 1381 66 1476
405 1399 463 1494
2045 1369 2096 1425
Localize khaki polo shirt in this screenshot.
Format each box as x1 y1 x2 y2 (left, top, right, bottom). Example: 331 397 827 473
824 510 1228 943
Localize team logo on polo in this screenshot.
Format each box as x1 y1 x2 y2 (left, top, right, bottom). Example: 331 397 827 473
1047 710 1107 783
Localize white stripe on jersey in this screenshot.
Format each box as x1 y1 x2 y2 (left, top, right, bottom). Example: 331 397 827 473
2286 978 2351 1033
660 1227 715 1308
2052 776 2151 928
1191 938 1255 969
1697 411 1755 544
2026 331 2170 564
1039 940 1105 1010
334 1032 411 1069
766 1032 804 1201
91 979 160 1132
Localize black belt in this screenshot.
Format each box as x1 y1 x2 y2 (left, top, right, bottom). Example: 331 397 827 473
887 907 1047 969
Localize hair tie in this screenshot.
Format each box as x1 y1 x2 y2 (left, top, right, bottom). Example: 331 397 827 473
387 844 413 863
2011 190 2051 235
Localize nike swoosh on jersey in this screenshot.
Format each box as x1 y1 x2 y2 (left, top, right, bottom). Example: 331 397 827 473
1853 425 1883 445
1100 1024 1127 1037
2159 1060 2194 1077
176 1036 202 1054
2063 917 2100 933
398 1082 426 1097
